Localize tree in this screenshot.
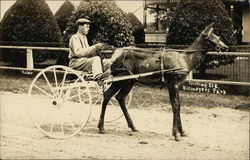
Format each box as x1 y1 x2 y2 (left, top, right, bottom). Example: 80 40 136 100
126 12 144 44
165 0 237 76
0 0 62 66
63 0 133 47
54 0 75 35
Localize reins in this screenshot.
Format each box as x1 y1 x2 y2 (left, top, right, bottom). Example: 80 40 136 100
124 47 207 53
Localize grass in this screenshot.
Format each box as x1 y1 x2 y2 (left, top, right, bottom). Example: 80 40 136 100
131 83 250 110
0 69 249 111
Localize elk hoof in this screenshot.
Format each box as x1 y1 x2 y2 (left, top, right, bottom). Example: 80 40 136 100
174 133 181 141
132 128 139 132
99 128 105 134
174 136 181 141
181 131 188 137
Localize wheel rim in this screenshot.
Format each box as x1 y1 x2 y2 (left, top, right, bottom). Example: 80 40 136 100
28 65 92 139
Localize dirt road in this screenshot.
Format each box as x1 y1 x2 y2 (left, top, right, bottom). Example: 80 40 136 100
0 92 249 159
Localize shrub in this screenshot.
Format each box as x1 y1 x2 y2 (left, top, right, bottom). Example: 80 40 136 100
165 0 237 75
126 12 144 44
54 0 75 35
63 1 133 47
0 0 62 66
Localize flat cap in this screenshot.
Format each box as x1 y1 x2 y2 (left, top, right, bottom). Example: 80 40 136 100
76 18 91 25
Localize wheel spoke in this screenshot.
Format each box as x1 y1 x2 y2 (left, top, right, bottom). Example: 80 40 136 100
61 78 81 100
61 70 68 87
91 94 101 100
109 97 116 106
33 84 54 98
53 68 59 96
93 96 102 105
53 68 58 88
48 106 59 135
61 122 64 136
72 77 80 84
60 70 68 97
78 87 82 102
62 87 72 100
42 72 57 97
61 76 80 100
66 88 88 102
49 121 55 135
70 121 77 132
91 91 100 94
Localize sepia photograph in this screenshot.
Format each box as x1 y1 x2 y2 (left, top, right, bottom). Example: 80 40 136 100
0 0 249 159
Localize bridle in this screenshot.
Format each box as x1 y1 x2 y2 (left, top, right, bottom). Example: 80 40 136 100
204 29 223 51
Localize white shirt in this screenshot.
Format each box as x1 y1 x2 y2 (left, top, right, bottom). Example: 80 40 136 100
68 31 97 58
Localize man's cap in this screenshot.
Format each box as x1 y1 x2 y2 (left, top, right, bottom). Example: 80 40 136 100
76 18 91 25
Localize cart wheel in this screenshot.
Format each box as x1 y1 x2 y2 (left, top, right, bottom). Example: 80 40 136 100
28 65 92 139
89 82 133 123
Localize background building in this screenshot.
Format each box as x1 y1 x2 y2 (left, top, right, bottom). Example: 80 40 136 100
143 0 250 44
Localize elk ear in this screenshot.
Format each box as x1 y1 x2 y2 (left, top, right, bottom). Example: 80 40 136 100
203 22 215 36
205 22 215 30
208 22 215 28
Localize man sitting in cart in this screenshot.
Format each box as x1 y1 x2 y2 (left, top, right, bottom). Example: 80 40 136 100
68 18 112 80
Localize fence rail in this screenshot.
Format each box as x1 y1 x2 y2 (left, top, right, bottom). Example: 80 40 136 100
194 52 250 84
0 45 249 87
0 45 69 51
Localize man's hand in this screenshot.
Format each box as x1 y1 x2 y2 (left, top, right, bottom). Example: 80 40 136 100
95 43 114 51
95 43 105 50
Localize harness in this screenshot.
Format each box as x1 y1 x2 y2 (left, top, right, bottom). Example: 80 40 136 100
113 49 167 83
112 50 134 76
112 48 195 84
158 50 165 83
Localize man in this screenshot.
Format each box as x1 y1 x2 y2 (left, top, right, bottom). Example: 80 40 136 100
68 18 112 80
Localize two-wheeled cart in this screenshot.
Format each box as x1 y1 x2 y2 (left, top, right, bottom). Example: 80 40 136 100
28 65 181 139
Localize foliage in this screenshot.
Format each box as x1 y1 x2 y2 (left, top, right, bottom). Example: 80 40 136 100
148 7 174 33
126 12 144 44
158 9 175 33
54 0 75 35
63 0 133 47
0 0 62 66
165 0 237 73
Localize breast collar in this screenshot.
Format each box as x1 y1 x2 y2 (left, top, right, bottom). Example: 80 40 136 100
112 50 134 75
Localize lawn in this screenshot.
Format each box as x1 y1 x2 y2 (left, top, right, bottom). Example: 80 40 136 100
0 69 249 111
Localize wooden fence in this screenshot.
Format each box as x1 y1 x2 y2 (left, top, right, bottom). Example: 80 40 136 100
0 45 250 88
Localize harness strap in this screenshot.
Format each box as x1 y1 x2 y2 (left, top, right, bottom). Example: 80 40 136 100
159 51 165 83
112 50 134 76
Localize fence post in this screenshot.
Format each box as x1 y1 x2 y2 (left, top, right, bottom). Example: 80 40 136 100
22 48 34 75
26 48 34 69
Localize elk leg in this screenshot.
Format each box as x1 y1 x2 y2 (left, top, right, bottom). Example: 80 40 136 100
98 83 120 134
168 84 182 141
177 113 187 137
115 81 138 132
174 87 187 137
